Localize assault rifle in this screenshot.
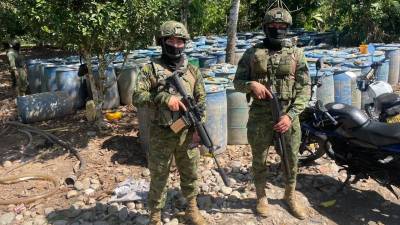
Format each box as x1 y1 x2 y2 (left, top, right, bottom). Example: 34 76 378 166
167 70 231 187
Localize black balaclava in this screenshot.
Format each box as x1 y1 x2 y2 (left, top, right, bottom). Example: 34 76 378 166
263 24 289 51
161 37 185 71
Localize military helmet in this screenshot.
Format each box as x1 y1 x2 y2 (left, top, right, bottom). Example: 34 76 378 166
159 21 190 40
263 7 292 26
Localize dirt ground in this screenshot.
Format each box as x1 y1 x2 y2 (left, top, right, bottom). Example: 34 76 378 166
0 48 399 225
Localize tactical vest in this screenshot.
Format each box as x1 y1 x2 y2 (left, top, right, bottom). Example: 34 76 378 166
249 44 300 104
149 59 197 126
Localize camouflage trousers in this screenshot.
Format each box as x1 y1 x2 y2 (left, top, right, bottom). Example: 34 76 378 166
247 106 301 188
147 125 200 210
15 68 27 95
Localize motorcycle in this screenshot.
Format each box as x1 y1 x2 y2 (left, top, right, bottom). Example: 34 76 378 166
298 59 400 198
357 61 400 123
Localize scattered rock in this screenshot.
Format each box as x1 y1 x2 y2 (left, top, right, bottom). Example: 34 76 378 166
201 170 213 178
142 169 151 177
89 198 96 205
165 218 179 225
135 215 149 225
84 188 95 196
3 160 12 168
22 221 33 225
75 179 91 191
0 212 15 225
67 190 79 199
53 220 68 225
135 202 144 210
32 215 46 225
230 191 241 199
126 202 136 211
90 183 101 190
122 168 130 176
73 201 85 208
201 184 210 193
44 207 54 215
230 161 242 173
221 186 233 195
15 214 23 221
23 210 32 218
228 178 237 186
115 175 125 183
91 179 100 184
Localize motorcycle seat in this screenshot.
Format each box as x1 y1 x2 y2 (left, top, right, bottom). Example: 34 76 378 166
375 93 400 113
352 121 400 146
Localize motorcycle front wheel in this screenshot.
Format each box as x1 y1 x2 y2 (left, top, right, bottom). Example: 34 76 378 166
298 133 328 165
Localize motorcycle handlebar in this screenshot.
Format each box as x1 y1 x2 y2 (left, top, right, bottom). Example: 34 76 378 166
324 111 338 126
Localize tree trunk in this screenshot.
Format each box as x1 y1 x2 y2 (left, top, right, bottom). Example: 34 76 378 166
181 0 190 29
226 0 240 64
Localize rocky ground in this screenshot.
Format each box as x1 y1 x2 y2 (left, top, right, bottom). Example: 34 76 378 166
1 48 400 225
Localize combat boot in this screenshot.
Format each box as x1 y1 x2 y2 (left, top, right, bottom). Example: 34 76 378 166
284 184 307 220
149 209 162 225
186 197 206 225
255 184 268 217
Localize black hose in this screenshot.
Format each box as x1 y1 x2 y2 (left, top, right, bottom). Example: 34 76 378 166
4 121 86 184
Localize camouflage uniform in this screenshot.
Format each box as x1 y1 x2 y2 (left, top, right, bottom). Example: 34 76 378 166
233 7 311 219
133 21 207 225
133 58 206 209
6 46 27 96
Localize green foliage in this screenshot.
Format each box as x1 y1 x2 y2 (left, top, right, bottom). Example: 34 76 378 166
189 0 231 35
2 0 399 49
0 1 25 42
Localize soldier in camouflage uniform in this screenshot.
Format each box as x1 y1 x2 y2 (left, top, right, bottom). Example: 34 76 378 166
133 21 207 225
233 8 311 219
6 40 27 96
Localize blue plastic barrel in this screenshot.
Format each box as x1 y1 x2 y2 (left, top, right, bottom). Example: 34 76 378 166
226 87 249 145
314 68 335 104
203 84 227 154
377 47 400 85
38 63 54 92
376 59 390 82
56 67 86 109
210 51 226 64
198 55 217 68
43 65 59 92
92 66 120 109
194 36 206 46
26 60 42 94
333 69 352 105
17 91 75 123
